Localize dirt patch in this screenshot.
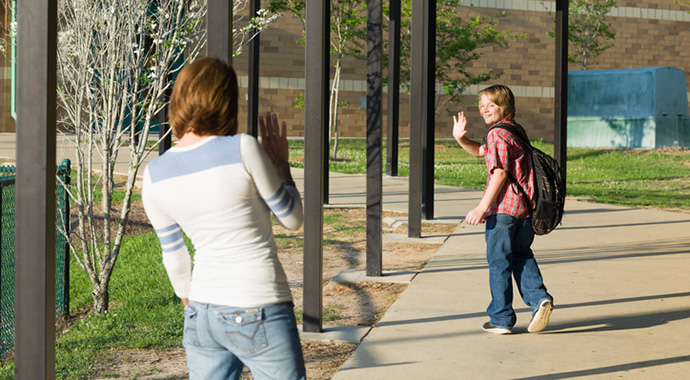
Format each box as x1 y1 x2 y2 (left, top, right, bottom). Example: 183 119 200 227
626 147 690 155
302 341 359 379
92 349 188 380
276 208 456 330
89 342 358 380
322 282 409 326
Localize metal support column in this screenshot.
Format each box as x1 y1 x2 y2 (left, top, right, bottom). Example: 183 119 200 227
554 0 568 185
15 0 57 378
207 0 233 63
408 0 425 238
386 0 401 177
421 0 436 220
366 0 383 277
247 0 261 137
321 2 331 206
303 0 329 333
158 75 173 155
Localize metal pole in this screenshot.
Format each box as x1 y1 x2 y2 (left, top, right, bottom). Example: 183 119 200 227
324 2 330 206
247 0 261 137
386 0 400 177
303 0 329 333
422 0 436 220
554 0 568 186
320 4 330 206
15 0 57 378
408 0 424 238
366 0 383 277
207 0 233 63
158 75 173 155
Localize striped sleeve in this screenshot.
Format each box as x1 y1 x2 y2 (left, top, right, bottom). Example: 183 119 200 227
240 134 303 230
142 167 192 299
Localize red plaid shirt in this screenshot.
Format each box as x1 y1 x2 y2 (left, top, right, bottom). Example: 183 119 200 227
482 119 535 218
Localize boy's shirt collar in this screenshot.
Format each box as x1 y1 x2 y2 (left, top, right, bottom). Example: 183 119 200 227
482 118 513 145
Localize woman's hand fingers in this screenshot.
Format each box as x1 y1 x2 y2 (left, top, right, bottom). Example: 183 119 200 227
259 112 290 165
259 113 268 140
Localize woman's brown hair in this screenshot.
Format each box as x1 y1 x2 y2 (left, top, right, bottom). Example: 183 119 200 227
478 85 516 121
169 57 239 138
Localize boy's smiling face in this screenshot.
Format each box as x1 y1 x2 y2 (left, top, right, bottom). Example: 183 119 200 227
479 94 503 126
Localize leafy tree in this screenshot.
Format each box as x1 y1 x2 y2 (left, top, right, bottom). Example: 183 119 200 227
267 0 366 160
547 0 617 70
269 1 522 145
676 0 690 11
386 0 524 115
4 0 277 315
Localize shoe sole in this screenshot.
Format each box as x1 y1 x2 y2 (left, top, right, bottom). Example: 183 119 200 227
528 300 553 333
483 324 512 335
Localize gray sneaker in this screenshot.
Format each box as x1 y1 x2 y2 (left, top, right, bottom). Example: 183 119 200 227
528 299 553 333
482 322 512 335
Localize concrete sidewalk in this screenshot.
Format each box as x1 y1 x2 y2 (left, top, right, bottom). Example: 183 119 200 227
284 160 690 379
0 133 150 179
316 174 690 379
3 133 690 378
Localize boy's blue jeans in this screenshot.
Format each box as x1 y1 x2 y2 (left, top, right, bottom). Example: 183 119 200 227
183 300 306 380
485 214 552 329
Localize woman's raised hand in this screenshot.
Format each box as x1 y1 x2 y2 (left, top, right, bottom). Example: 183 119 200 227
259 112 289 167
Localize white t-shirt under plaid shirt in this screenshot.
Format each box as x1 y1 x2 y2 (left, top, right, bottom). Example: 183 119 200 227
142 134 302 307
482 119 535 219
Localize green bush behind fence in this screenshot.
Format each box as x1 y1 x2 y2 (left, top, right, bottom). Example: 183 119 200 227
0 159 71 357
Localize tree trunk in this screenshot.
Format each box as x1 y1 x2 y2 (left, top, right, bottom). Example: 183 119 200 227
92 282 110 315
331 54 343 160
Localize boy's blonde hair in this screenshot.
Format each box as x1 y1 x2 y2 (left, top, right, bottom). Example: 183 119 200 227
478 85 516 121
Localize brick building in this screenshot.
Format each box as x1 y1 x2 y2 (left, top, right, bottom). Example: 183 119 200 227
1 1 689 141
231 0 690 142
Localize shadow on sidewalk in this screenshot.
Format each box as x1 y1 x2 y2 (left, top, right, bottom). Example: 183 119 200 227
514 354 690 380
546 307 690 334
376 291 690 330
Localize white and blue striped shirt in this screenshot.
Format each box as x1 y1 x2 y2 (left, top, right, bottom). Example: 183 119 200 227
142 134 302 307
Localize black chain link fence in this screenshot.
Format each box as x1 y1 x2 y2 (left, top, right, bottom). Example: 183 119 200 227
0 159 71 357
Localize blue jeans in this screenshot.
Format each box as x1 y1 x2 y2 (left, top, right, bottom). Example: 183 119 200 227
183 300 306 380
485 214 552 329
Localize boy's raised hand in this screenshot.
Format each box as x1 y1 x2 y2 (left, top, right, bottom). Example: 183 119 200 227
452 111 468 142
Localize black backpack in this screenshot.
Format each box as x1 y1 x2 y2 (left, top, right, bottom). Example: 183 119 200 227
490 123 566 235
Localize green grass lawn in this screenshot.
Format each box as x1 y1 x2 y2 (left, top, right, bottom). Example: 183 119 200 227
289 138 690 212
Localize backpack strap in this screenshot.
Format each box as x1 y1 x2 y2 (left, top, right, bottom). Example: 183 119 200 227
489 123 533 214
490 122 532 149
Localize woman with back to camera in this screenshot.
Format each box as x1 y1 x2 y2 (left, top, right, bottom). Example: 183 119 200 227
142 57 306 380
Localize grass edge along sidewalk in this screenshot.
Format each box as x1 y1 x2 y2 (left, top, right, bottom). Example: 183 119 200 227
288 139 690 213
